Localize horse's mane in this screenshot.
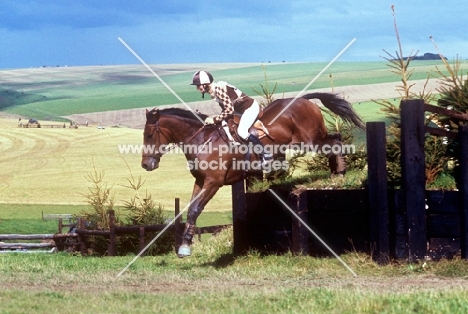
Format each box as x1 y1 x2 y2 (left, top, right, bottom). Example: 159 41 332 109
147 107 208 123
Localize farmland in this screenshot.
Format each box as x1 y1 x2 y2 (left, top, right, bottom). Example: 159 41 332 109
0 117 234 210
0 60 456 121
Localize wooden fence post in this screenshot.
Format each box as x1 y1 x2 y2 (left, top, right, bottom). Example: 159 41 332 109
232 180 247 255
292 191 309 255
366 121 390 264
174 198 183 254
58 218 63 234
77 217 87 256
400 99 427 261
139 226 146 256
459 125 468 259
108 210 116 256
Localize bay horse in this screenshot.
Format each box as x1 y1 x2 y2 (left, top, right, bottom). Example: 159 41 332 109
142 92 365 257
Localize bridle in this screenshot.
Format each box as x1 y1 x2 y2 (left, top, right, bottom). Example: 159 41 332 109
143 119 168 159
143 119 210 159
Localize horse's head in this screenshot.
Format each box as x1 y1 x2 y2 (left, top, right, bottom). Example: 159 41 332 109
141 108 170 171
142 107 208 171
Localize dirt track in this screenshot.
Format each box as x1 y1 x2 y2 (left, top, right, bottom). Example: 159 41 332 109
64 78 442 129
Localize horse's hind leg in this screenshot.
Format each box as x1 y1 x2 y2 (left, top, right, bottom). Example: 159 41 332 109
328 154 346 176
323 133 346 176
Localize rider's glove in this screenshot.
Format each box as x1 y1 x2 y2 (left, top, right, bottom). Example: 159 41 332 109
204 117 215 124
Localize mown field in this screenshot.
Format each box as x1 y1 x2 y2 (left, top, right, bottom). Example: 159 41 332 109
0 117 233 209
2 61 468 313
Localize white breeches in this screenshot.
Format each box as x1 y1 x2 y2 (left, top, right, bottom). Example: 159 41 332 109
238 100 260 140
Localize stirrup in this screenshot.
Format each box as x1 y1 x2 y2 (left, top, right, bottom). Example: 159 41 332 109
261 153 274 173
262 154 273 165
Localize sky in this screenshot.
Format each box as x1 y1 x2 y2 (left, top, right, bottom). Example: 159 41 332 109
0 0 467 69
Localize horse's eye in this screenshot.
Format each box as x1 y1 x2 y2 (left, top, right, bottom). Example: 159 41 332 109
146 133 153 139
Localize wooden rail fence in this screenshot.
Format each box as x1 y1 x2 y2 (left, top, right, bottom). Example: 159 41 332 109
42 212 75 234
1 198 230 255
0 233 79 253
74 198 231 256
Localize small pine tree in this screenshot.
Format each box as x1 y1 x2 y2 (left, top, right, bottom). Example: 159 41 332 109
374 6 453 186
252 64 278 107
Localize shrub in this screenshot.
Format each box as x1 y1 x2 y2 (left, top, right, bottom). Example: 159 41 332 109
79 161 173 256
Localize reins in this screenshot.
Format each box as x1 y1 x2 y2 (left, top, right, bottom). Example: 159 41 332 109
185 125 206 143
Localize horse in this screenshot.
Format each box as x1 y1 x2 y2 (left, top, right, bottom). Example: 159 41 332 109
142 92 365 257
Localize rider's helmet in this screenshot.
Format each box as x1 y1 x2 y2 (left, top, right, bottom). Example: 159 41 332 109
191 70 213 85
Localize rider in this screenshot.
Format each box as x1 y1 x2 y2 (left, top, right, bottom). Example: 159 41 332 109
191 70 273 168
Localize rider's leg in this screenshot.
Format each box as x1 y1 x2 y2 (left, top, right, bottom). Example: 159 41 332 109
238 102 273 165
237 100 260 140
244 134 273 164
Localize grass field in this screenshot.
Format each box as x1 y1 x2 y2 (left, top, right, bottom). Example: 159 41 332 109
0 117 234 211
2 61 468 313
1 228 468 313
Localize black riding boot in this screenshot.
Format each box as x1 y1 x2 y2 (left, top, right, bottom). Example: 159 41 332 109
245 134 273 168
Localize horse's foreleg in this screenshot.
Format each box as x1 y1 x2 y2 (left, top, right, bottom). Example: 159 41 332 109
178 179 220 258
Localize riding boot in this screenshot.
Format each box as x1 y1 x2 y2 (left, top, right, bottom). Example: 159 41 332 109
244 134 273 169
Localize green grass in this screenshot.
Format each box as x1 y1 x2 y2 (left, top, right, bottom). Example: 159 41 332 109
1 227 468 313
249 169 368 193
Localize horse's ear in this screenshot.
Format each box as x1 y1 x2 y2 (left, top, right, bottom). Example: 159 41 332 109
146 108 160 122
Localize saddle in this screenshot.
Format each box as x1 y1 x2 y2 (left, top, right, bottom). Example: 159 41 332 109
224 115 273 143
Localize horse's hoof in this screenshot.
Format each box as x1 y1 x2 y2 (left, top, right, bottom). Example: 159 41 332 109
177 245 191 258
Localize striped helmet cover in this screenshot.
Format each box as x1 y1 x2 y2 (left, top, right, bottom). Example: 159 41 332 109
191 70 213 85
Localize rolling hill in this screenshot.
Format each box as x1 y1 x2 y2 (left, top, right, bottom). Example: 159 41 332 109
1 60 460 122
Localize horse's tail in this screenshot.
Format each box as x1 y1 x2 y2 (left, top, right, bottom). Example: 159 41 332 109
302 93 365 130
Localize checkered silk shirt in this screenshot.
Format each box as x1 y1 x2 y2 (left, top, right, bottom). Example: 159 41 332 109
208 81 250 123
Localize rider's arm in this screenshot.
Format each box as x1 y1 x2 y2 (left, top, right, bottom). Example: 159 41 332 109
212 83 234 123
